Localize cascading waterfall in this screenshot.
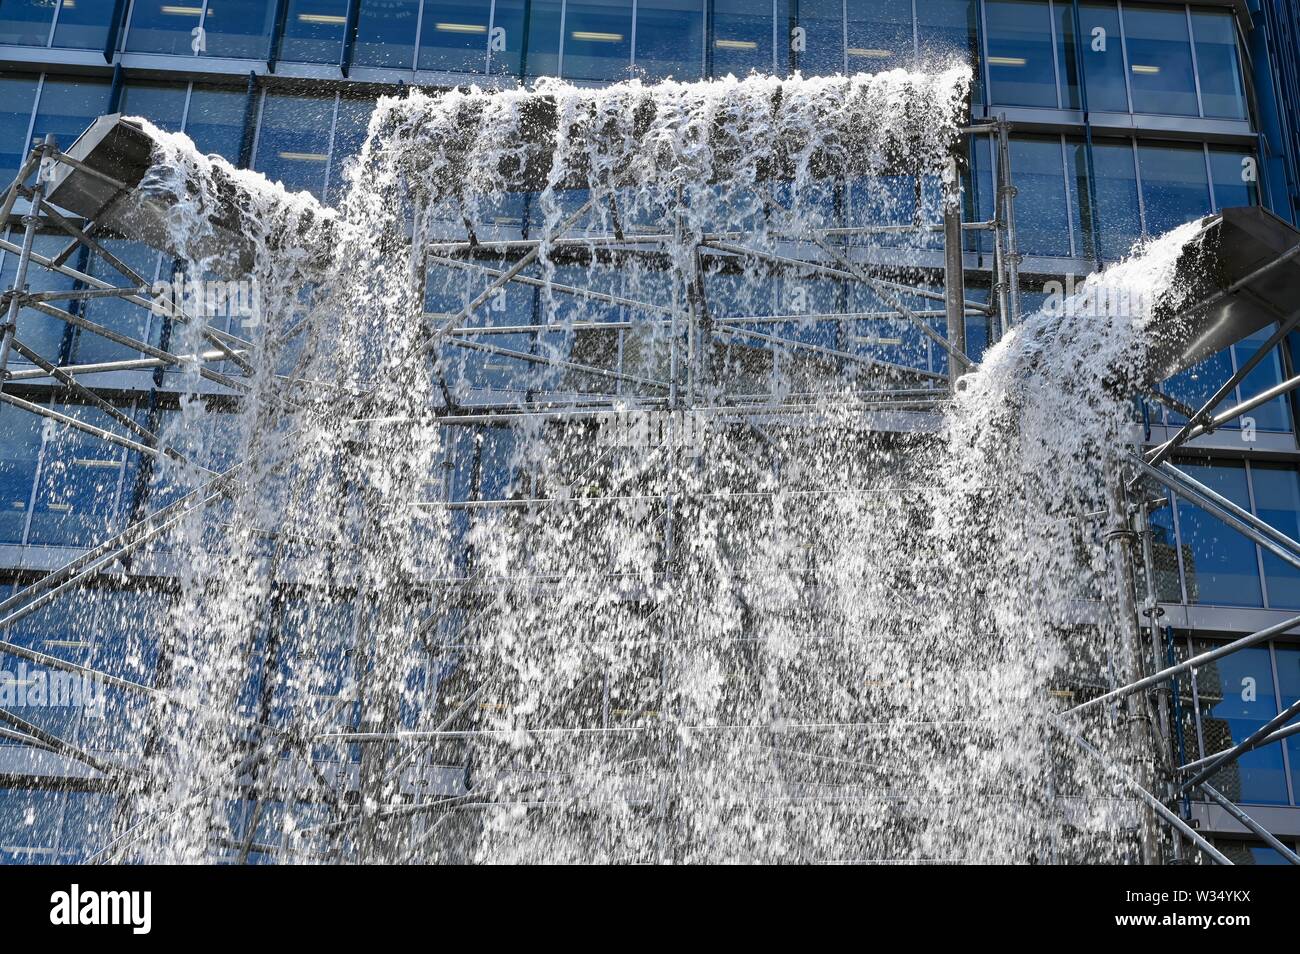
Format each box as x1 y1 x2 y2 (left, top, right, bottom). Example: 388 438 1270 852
67 65 1210 863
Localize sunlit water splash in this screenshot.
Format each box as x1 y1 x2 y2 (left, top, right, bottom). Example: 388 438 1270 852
65 67 1207 863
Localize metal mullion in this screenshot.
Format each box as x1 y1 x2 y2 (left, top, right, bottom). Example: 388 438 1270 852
630 0 638 68
1204 142 1217 212
248 87 268 172
1131 137 1148 236
911 0 918 65
1244 458 1272 610
199 0 214 56
47 0 62 48
322 93 342 201
486 0 497 73
978 0 993 112
179 81 195 131
1047 0 1064 110
1189 634 1206 760
1059 133 1077 259
558 0 567 78
1116 0 1135 113
1185 3 1205 118
1268 640 1296 806
413 0 426 72
120 0 139 51
21 398 50 546
24 76 43 160
841 0 847 74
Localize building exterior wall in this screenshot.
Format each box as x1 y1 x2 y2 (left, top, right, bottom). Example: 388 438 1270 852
0 0 1297 863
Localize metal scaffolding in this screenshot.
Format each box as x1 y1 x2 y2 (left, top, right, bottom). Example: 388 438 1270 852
1 109 1299 864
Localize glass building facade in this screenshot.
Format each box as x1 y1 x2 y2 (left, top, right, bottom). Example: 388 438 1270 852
0 0 1298 863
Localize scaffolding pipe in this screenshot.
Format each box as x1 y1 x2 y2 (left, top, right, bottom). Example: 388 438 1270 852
0 135 54 394
1199 783 1300 864
1066 612 1300 716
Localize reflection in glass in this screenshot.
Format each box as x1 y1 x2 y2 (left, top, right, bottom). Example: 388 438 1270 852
203 0 277 58
635 0 704 80
353 0 419 68
0 404 42 544
1192 10 1246 120
1177 461 1263 607
1253 465 1300 609
522 0 563 78
1009 136 1071 257
1122 4 1199 116
0 0 55 46
127 0 204 56
710 0 772 77
1138 141 1210 236
280 0 349 63
563 0 633 80
31 77 111 154
52 0 115 50
0 75 40 185
1208 146 1258 211
119 82 189 132
418 0 491 73
985 0 1058 108
1192 642 1289 805
185 84 247 161
797 0 845 76
255 92 334 199
1057 1 1129 112
847 0 914 74
1069 138 1141 261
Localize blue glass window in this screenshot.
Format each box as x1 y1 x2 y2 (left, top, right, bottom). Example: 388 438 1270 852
563 0 633 81
1010 136 1072 257
51 0 116 51
1274 645 1300 801
417 0 492 73
203 0 277 59
710 0 773 77
0 0 55 46
1176 460 1263 607
796 0 845 76
485 0 529 76
184 84 247 161
71 240 160 365
1191 10 1245 120
985 0 1058 108
635 0 703 80
127 1 204 56
27 406 127 548
1208 146 1258 211
2 235 77 362
918 0 979 102
1253 465 1300 610
1192 642 1289 805
0 403 41 544
1057 0 1129 112
119 82 189 132
0 74 39 186
522 0 563 78
1138 141 1210 236
279 0 348 63
31 76 110 155
847 0 914 73
1122 4 1198 116
1230 325 1291 434
1070 138 1141 261
353 0 419 68
254 92 334 199
326 96 377 203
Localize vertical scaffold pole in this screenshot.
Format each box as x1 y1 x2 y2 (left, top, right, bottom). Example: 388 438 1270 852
0 135 55 395
1105 465 1163 865
943 155 967 388
994 118 1022 329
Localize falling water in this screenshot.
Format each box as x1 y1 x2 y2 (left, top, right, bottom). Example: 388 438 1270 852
60 66 1213 863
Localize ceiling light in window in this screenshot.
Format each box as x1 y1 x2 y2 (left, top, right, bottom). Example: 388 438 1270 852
848 48 893 59
160 5 204 15
1131 64 1161 74
715 38 757 50
298 13 347 25
435 22 487 34
571 31 623 43
279 151 328 162
987 56 1027 67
